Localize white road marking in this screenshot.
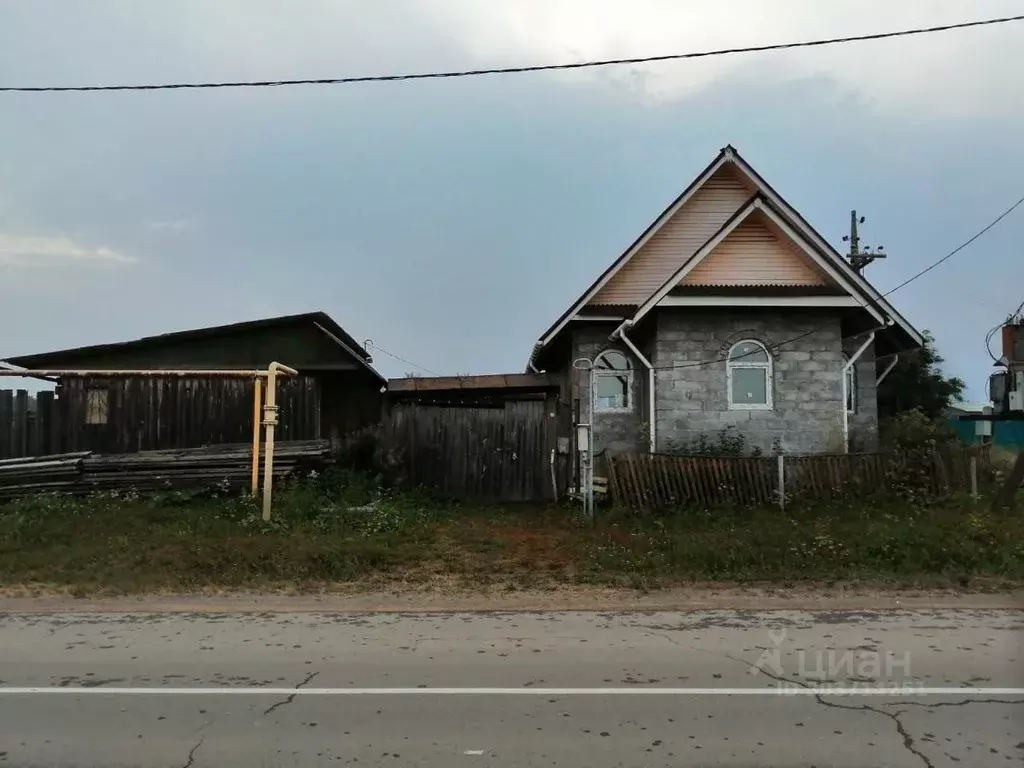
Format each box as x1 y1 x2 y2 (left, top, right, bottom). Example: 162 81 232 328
0 687 1021 696
463 750 486 755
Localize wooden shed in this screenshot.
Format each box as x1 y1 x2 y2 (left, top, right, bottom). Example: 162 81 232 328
2 312 384 455
383 374 570 502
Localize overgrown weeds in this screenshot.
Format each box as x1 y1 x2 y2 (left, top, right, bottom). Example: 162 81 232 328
579 496 1024 588
0 472 1020 594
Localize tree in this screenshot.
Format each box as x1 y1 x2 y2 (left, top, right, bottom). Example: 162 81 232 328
877 331 965 419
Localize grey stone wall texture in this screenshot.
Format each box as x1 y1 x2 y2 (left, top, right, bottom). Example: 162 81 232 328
562 310 879 457
568 325 647 457
651 309 859 455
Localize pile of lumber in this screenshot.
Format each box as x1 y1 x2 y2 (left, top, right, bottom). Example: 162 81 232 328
0 453 90 498
0 440 332 500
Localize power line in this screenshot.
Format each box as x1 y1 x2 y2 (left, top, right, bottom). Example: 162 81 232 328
883 194 1024 298
363 339 439 377
984 296 1024 361
649 191 1024 371
3 15 1022 93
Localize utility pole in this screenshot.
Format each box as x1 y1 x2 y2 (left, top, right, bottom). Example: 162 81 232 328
843 210 887 274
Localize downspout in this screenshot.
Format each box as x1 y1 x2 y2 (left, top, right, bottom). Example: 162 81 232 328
876 354 899 386
262 361 298 521
612 320 656 454
842 331 877 454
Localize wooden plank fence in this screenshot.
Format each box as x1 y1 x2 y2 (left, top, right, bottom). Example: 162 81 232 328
608 447 991 511
382 400 557 502
0 389 60 459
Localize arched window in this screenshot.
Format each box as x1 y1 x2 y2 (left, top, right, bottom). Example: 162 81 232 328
593 350 632 411
843 355 857 414
727 340 772 410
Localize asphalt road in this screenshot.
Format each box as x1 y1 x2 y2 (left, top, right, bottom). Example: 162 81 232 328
0 608 1021 767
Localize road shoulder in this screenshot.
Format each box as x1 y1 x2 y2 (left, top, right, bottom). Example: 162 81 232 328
1 584 1022 613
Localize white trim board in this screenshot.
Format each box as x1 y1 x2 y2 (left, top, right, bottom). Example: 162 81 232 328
530 146 924 362
659 296 861 308
632 199 886 327
728 152 922 347
537 153 731 348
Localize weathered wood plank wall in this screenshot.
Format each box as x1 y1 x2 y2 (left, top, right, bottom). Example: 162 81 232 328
0 390 60 459
382 400 557 502
0 377 320 458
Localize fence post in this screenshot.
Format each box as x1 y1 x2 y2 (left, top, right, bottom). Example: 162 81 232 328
777 454 786 511
0 389 11 459
970 455 978 501
13 390 28 458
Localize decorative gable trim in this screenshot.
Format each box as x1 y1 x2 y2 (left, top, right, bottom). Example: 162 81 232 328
631 197 886 327
534 151 732 349
727 149 923 347
528 145 923 371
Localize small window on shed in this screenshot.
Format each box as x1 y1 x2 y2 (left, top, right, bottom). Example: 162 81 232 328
85 387 109 425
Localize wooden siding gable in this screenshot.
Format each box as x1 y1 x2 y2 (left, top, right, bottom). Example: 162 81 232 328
590 165 754 305
530 145 924 370
631 198 887 326
680 214 830 288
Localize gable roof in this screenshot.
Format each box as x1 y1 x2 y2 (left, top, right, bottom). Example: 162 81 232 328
679 217 829 288
631 195 888 327
530 145 923 366
3 311 385 383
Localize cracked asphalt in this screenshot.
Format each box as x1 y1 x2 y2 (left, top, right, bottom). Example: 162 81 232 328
0 609 1021 766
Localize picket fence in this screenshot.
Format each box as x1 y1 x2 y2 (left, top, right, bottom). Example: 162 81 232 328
607 447 989 511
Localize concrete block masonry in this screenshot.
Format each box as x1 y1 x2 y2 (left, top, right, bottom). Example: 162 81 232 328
560 310 879 457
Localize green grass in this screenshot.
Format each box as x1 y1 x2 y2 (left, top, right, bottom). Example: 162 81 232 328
0 474 1021 594
577 499 1024 589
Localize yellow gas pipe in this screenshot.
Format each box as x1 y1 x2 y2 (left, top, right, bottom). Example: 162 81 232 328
261 362 297 521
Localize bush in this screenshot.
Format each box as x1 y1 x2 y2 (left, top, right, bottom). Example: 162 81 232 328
880 409 962 502
665 426 764 457
880 408 958 451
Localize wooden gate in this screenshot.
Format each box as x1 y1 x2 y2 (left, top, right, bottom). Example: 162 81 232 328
383 400 553 502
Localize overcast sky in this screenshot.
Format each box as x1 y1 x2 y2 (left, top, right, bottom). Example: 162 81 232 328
1 1 1022 396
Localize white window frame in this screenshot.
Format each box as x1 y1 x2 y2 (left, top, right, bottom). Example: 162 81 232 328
844 355 857 414
593 350 633 413
727 339 773 411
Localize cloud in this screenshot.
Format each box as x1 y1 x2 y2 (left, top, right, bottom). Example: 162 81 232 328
146 218 194 232
4 1 1019 118
0 234 137 267
415 0 1024 115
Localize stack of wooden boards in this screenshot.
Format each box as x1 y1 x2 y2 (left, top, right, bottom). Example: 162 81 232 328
0 440 332 500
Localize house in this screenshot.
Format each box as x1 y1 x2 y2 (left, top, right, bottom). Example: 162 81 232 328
2 311 385 454
527 145 924 457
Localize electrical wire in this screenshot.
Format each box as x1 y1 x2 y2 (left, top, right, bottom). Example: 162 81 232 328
2 15 1022 93
984 297 1024 361
648 191 1024 371
363 339 440 377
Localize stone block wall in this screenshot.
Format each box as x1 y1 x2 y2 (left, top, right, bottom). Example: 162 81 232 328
652 309 848 455
567 324 647 457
